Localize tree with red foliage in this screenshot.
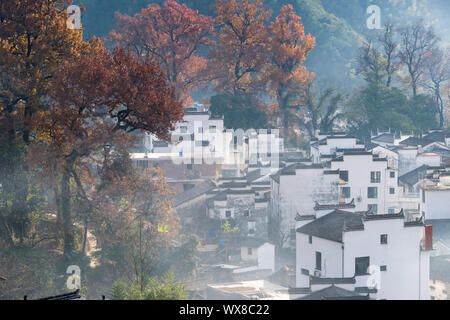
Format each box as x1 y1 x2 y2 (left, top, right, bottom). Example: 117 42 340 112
110 0 215 107
30 43 183 256
262 5 315 138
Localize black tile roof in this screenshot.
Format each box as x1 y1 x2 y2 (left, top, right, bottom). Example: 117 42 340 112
295 214 316 221
363 210 404 221
399 165 428 187
400 137 435 147
219 181 249 188
372 133 395 144
296 210 364 243
310 276 356 285
246 169 262 183
314 199 356 211
423 131 449 143
343 150 373 156
326 135 357 140
270 162 322 182
298 285 367 300
172 180 217 207
365 142 380 150
355 287 378 294
288 287 311 294
336 148 367 153
206 190 228 207
227 189 255 195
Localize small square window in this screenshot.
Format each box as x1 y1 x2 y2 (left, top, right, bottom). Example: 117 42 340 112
370 171 381 183
380 234 388 244
368 204 378 213
341 187 351 199
355 256 370 276
244 210 249 217
380 265 387 271
180 126 188 133
368 187 378 199
198 127 203 133
390 171 395 178
209 125 216 133
225 210 231 218
389 188 395 195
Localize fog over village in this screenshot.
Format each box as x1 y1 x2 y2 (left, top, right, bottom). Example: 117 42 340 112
1 0 450 301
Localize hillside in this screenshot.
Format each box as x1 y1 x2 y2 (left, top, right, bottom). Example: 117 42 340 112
76 0 450 89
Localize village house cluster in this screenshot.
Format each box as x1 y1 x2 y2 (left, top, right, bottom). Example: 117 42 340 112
131 106 450 300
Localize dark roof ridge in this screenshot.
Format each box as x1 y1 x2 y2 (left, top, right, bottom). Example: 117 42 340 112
310 276 356 285
363 209 405 221
314 199 356 211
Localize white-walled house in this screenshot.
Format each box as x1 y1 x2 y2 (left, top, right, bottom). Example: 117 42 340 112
371 145 399 169
419 174 450 221
310 134 364 164
416 153 442 168
330 151 400 214
270 162 340 246
394 146 419 176
371 131 412 147
239 239 275 272
295 209 432 300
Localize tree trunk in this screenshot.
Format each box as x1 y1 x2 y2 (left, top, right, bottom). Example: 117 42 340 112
61 168 75 256
81 216 88 255
412 82 417 98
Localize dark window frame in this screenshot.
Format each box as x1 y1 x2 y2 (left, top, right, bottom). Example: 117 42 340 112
355 256 370 276
315 252 322 271
370 171 381 183
341 187 351 199
368 187 378 199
